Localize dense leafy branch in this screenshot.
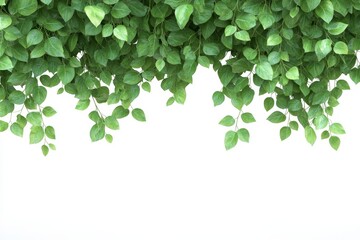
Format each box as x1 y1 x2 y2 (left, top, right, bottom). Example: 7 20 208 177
0 0 360 155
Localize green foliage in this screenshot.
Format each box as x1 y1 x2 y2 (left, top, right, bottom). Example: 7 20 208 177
1 0 359 155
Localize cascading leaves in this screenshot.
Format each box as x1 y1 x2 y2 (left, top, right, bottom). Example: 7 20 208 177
1 0 360 155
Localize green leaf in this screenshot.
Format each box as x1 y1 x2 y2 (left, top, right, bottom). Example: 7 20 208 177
75 100 90 110
132 108 146 122
8 91 26 104
314 114 328 130
305 126 317 145
237 128 250 143
90 123 105 142
267 111 286 123
112 106 129 119
336 80 350 90
243 47 257 61
174 87 186 104
235 13 256 30
45 126 56 139
315 39 332 60
29 126 44 144
219 115 235 127
224 130 238 150
326 22 348 35
256 61 273 80
156 59 166 72
44 37 65 58
10 123 23 137
350 68 360 84
0 120 8 132
124 0 148 17
267 34 282 46
102 24 113 37
218 65 235 86
27 29 44 47
330 123 346 134
9 0 38 16
225 25 237 37
234 31 250 41
259 12 275 29
43 106 57 117
241 112 256 123
286 67 299 80
58 2 74 22
329 136 340 150
92 87 109 103
203 43 220 56
166 97 175 106
27 112 42 126
300 0 321 12
212 91 225 106
333 41 348 55
289 121 299 131
0 100 14 117
312 90 330 105
124 70 142 85
0 56 14 71
175 4 194 29
280 126 291 141
57 66 75 85
142 82 151 93
290 7 299 18
49 143 56 151
264 97 274 111
0 13 12 30
84 5 105 27
288 99 302 112
198 56 210 68
105 134 113 143
105 116 119 130
41 145 49 156
315 0 334 23
321 130 330 139
113 25 128 41
33 86 47 105
111 2 131 18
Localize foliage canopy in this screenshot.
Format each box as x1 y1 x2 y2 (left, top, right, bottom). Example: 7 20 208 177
1 0 360 155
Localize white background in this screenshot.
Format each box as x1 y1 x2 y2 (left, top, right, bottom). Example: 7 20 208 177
1 67 360 240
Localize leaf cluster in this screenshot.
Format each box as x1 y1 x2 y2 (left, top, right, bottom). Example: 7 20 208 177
1 0 360 154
